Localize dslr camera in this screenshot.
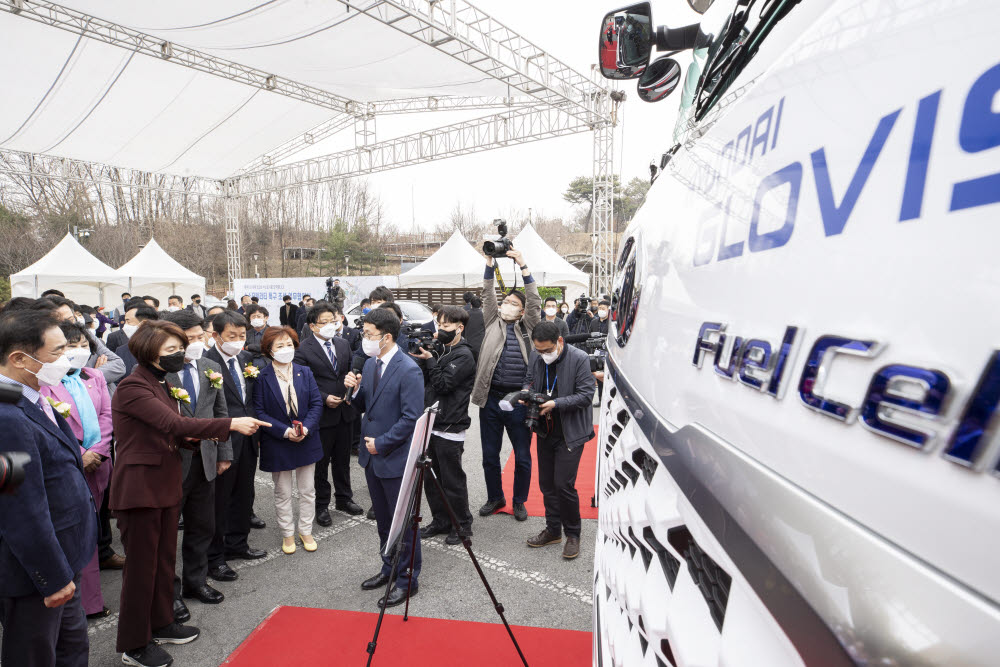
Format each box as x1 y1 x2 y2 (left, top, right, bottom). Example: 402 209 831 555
408 329 443 356
503 390 551 434
482 219 513 259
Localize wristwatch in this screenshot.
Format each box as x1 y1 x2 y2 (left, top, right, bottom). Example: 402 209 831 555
519 264 528 271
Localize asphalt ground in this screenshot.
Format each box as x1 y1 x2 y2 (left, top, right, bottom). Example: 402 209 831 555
52 407 597 666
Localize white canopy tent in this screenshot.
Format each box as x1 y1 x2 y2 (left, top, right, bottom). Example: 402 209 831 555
397 230 486 289
114 238 206 304
10 233 124 306
496 224 590 298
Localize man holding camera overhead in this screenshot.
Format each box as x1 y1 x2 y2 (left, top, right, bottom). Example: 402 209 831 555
470 240 541 522
522 320 595 560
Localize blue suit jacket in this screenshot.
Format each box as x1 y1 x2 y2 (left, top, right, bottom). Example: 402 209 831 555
0 395 97 597
352 348 424 479
253 363 323 473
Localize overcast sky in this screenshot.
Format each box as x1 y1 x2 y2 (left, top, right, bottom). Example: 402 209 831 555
358 0 700 232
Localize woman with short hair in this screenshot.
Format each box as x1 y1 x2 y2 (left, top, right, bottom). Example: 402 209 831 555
253 326 324 555
111 320 269 667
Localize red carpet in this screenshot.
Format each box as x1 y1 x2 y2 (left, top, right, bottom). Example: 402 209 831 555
224 606 591 666
499 427 599 520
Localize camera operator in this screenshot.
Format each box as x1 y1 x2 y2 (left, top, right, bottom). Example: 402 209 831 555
565 294 593 337
471 245 541 521
522 321 595 560
409 306 476 545
589 299 610 402
0 309 96 666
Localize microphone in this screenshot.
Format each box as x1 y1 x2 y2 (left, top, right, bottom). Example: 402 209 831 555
344 355 367 404
563 332 605 344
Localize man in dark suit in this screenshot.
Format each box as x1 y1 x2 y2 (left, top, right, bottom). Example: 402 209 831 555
0 309 95 667
294 303 364 526
294 295 314 338
164 311 233 620
343 308 424 608
463 294 485 361
113 304 159 377
237 295 251 315
245 305 269 363
278 295 299 327
337 305 361 352
205 310 266 582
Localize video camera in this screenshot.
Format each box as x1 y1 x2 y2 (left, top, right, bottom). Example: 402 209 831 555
482 219 513 259
0 383 30 494
574 293 591 311
563 332 608 371
408 328 443 356
503 390 551 434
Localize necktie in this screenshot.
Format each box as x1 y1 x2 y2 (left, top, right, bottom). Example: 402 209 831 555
373 358 384 396
183 363 198 413
228 358 244 402
324 341 338 374
37 396 57 424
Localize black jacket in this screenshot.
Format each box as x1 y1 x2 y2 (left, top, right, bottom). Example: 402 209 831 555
590 317 610 335
424 339 476 433
524 344 595 450
463 307 485 360
279 302 299 326
294 334 356 427
106 329 128 353
341 325 361 353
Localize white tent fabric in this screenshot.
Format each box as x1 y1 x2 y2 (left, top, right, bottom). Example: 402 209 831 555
496 224 590 297
0 1 509 179
398 230 486 288
10 234 125 306
114 238 206 303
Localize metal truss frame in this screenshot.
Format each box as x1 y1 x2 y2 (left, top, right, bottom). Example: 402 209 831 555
234 105 591 195
591 78 616 298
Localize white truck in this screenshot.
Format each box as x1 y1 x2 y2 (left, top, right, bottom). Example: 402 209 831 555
593 0 1000 665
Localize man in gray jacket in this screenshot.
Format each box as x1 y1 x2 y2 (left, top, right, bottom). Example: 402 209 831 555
522 320 595 560
470 247 541 521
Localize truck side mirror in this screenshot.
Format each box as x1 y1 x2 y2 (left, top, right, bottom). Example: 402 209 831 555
598 2 653 80
637 57 682 103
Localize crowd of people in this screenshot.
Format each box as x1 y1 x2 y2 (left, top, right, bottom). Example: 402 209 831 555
0 246 608 667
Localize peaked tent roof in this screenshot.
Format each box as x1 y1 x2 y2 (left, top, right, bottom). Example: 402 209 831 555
10 234 125 305
496 224 590 296
398 230 487 289
114 238 205 302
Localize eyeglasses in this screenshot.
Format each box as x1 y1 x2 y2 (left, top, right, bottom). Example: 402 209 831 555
361 332 384 341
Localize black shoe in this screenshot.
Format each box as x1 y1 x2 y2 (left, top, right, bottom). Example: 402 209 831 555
172 598 190 624
207 564 239 582
478 498 506 516
122 643 172 667
512 502 528 522
182 584 224 604
249 514 266 530
152 622 200 645
444 532 463 546
351 445 359 456
420 522 449 539
361 572 390 591
225 547 266 560
378 585 417 608
366 507 376 520
315 508 333 527
87 606 111 620
177 516 184 531
336 500 364 516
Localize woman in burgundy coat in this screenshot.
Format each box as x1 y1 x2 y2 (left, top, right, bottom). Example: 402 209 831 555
110 320 269 667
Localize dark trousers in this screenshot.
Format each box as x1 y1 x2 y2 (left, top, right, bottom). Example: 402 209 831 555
479 394 532 503
174 455 215 596
0 574 88 667
208 461 235 568
536 435 585 538
315 423 354 509
365 465 421 589
424 434 472 534
224 435 257 554
116 505 181 652
97 481 115 561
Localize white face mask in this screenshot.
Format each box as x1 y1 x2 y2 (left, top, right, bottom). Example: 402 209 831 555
205 336 216 349
250 317 266 328
318 323 339 339
362 335 385 358
166 306 180 312
65 347 91 370
75 316 85 326
561 306 569 314
272 347 295 365
221 340 245 357
540 344 561 366
544 307 557 317
333 319 343 331
26 353 72 386
598 309 609 319
185 341 205 362
123 323 139 338
500 303 521 322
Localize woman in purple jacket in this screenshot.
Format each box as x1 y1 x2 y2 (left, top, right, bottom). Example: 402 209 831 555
40 322 114 618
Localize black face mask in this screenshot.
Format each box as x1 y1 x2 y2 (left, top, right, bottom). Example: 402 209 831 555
436 328 458 346
158 351 186 373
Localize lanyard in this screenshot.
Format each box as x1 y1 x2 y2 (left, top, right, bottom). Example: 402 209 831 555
545 364 558 395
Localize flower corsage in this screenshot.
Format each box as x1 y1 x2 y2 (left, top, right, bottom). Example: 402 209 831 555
204 369 224 389
242 364 260 379
169 387 192 404
46 396 72 419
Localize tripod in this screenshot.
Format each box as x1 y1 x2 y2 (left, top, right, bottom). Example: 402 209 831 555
365 429 529 665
